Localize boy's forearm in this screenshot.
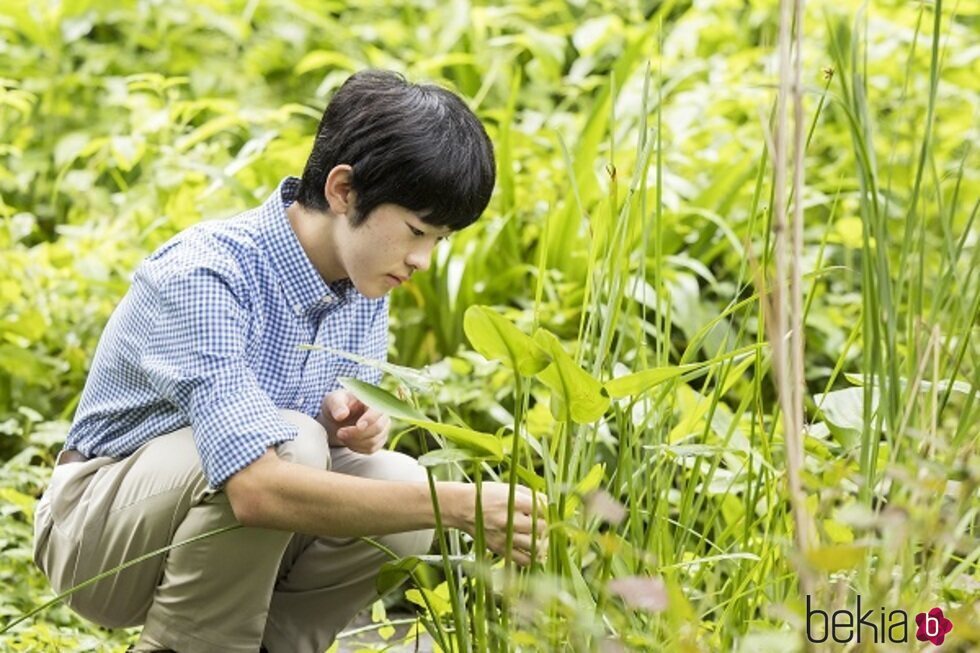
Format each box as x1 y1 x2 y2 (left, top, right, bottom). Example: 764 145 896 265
225 451 469 538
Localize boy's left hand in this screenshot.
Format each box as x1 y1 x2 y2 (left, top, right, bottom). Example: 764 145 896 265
318 389 390 454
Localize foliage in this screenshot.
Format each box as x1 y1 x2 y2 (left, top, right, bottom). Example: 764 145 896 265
1 0 978 650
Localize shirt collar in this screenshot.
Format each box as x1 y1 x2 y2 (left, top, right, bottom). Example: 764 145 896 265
258 176 356 317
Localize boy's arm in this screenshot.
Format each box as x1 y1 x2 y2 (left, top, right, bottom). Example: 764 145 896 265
225 450 548 566
226 449 464 534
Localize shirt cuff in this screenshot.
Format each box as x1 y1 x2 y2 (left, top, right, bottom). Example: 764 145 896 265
191 390 298 489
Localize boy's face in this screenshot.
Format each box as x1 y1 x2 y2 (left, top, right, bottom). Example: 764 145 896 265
332 203 452 298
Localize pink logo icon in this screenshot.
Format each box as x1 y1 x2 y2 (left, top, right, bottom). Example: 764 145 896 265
915 607 953 646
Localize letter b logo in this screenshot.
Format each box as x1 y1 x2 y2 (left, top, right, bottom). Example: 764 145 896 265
806 595 828 643
915 607 953 646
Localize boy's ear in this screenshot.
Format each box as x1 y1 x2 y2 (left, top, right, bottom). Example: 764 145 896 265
323 164 353 216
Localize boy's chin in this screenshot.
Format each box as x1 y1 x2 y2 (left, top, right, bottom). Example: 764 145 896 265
352 278 390 299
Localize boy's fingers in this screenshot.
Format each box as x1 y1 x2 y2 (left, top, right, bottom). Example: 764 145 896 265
515 493 548 516
363 415 390 438
347 394 365 415
356 407 383 430
339 415 390 448
325 391 350 420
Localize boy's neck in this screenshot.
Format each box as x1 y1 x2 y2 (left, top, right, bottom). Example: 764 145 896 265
286 201 346 283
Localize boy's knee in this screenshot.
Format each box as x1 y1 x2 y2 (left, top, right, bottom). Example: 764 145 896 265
381 526 435 560
375 452 434 557
378 450 429 484
276 410 330 471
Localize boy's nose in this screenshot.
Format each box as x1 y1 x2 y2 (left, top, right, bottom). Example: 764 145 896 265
406 244 434 273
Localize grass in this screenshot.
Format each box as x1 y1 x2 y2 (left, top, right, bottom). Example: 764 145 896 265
0 0 976 651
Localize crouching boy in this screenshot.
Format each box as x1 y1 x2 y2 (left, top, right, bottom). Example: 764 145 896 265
34 69 547 653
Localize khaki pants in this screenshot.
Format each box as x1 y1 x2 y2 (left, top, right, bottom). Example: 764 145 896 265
33 410 435 653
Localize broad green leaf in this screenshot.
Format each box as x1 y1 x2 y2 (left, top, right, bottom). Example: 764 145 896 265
416 422 503 460
605 344 763 399
417 448 482 468
376 556 421 597
405 585 452 617
813 386 876 449
340 378 503 459
604 363 702 398
338 377 426 422
533 329 609 424
806 544 867 572
463 305 549 376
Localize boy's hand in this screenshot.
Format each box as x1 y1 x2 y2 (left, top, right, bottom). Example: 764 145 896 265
318 389 390 454
459 482 549 567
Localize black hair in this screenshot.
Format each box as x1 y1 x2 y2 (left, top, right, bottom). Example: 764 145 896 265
296 70 496 230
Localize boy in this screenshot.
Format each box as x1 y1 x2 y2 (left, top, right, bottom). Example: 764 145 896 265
33 70 547 653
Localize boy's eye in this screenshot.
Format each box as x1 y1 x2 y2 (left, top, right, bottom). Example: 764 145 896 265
408 225 425 237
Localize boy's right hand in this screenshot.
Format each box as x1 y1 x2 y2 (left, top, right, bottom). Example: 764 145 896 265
458 482 549 567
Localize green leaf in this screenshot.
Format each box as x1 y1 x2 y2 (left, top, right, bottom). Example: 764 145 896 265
605 344 763 399
533 329 609 424
813 387 875 449
376 556 421 597
806 544 867 572
415 422 504 460
405 586 452 617
463 305 549 376
339 378 503 459
337 377 426 422
417 448 483 467
604 363 702 398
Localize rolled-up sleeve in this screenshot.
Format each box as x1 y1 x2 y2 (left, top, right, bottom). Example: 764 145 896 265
141 266 296 488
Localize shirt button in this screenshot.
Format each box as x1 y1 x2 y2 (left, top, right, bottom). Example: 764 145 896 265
323 296 333 305
294 398 303 408
293 303 302 315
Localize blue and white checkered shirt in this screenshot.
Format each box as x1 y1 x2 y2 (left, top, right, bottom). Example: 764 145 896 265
64 176 389 488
